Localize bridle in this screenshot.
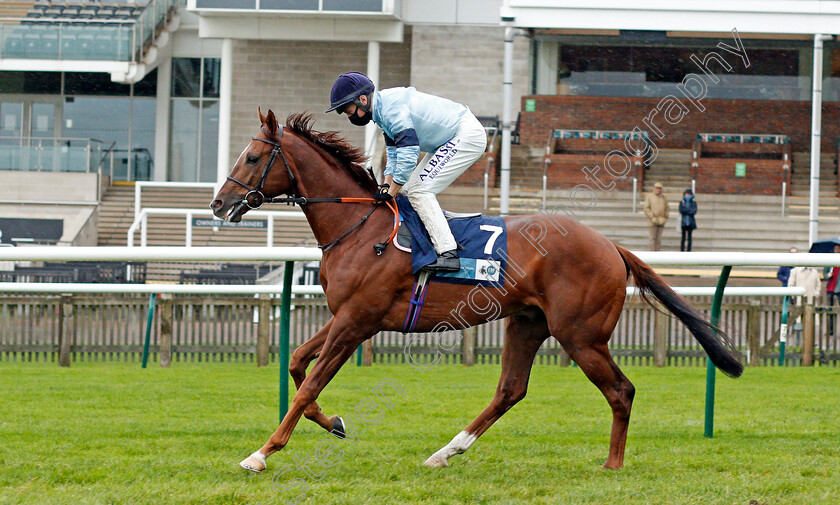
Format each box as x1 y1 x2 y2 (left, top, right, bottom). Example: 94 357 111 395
225 127 399 254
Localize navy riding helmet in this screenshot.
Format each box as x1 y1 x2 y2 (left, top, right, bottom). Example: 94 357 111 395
326 72 375 113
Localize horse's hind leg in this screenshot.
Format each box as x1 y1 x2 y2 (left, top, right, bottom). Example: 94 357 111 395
558 336 635 469
424 307 549 467
289 318 344 434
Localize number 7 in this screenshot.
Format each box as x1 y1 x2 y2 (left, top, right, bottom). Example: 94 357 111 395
480 225 503 255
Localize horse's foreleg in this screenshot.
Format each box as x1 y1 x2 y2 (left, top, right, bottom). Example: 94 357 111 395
240 321 367 473
424 309 548 468
289 318 345 434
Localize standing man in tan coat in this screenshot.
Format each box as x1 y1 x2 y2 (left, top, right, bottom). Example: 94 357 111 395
643 182 669 250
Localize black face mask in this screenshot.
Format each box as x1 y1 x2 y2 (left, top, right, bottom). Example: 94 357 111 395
348 108 372 126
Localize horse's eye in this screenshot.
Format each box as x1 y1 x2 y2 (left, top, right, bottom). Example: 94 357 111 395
246 155 259 164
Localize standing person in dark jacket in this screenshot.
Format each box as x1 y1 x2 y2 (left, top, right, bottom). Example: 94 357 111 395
678 189 697 252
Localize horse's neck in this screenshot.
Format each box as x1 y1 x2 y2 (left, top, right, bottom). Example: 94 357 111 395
294 151 383 249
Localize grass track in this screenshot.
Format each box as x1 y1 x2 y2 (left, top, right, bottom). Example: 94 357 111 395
1 362 838 505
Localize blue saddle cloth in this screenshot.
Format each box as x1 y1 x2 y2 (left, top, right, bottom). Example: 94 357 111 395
395 196 508 286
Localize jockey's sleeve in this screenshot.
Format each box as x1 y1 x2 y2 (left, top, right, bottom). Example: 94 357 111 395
382 104 420 186
383 131 420 185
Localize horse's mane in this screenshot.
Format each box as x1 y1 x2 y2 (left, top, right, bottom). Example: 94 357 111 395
282 112 378 191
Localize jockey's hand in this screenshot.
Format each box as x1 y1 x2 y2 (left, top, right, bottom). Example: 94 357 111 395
374 184 393 201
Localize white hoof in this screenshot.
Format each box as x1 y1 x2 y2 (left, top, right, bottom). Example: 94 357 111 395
423 455 449 468
239 452 267 473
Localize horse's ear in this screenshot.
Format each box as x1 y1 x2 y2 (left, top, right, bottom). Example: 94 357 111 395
265 110 279 138
258 107 267 125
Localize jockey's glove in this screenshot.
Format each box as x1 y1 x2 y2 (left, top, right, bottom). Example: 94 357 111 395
374 184 393 201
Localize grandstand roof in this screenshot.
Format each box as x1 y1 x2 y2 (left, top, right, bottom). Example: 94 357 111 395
502 1 840 35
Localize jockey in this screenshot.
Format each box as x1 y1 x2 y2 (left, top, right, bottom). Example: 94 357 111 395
327 72 487 272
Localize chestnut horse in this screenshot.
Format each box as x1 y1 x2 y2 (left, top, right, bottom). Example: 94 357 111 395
210 110 743 473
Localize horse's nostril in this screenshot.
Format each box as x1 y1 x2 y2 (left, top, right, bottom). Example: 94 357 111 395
211 199 223 210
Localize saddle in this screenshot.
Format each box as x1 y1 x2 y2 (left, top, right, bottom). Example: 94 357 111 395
394 210 481 253
392 196 507 285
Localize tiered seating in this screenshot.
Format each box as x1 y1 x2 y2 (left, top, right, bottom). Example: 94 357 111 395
0 2 36 21
2 1 143 60
542 129 649 190
180 264 274 285
692 133 792 195
0 261 146 283
22 1 147 24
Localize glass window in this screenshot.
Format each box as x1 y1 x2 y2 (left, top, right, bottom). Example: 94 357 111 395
169 57 221 182
64 72 131 96
260 0 318 10
199 101 219 182
0 71 61 94
169 100 200 182
202 59 221 98
552 41 807 101
172 58 202 98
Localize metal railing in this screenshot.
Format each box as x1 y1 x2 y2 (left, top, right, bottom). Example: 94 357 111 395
0 136 102 173
126 208 307 247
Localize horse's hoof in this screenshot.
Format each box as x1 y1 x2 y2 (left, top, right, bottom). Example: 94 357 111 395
423 455 448 468
240 453 267 473
330 416 346 439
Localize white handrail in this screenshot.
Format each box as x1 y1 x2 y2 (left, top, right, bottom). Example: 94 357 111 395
134 181 217 219
0 283 805 297
126 208 306 247
0 246 322 262
627 286 804 297
0 283 325 294
4 249 840 268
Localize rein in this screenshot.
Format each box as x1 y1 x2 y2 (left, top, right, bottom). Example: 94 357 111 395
227 130 399 255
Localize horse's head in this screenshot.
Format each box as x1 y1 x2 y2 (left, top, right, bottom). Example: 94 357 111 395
211 108 293 222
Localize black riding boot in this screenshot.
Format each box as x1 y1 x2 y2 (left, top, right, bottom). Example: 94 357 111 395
425 250 460 272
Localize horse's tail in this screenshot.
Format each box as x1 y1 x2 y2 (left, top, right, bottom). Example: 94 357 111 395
615 244 744 378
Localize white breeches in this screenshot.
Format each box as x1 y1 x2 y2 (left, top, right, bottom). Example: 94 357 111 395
402 111 487 254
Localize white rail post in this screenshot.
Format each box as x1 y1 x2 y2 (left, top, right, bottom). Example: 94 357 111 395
542 158 549 210
267 215 274 247
781 181 787 217
141 214 148 247
632 177 638 213
483 171 489 210
185 211 192 247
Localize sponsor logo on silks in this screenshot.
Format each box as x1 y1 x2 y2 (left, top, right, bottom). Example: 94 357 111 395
436 258 502 282
419 139 460 182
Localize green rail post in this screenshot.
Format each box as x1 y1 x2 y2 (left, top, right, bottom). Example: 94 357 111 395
141 293 157 369
779 295 789 366
357 344 363 366
705 265 731 438
279 261 294 424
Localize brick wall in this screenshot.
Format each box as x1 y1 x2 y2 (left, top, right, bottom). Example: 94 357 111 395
520 95 840 153
697 142 787 157
545 154 644 191
693 159 788 195
229 34 412 168
457 152 497 186
228 26 516 182
410 25 529 118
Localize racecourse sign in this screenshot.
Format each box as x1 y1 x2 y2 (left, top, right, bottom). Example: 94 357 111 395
192 218 267 229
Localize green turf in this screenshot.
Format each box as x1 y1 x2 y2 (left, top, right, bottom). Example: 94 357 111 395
1 361 837 505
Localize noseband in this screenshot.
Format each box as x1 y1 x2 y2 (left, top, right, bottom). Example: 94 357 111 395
226 127 296 209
